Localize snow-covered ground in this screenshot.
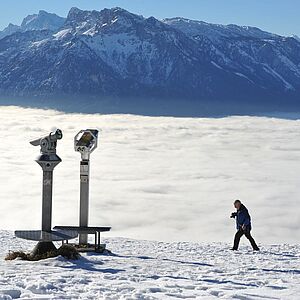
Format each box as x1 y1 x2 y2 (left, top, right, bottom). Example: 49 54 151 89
1 231 300 299
0 106 300 299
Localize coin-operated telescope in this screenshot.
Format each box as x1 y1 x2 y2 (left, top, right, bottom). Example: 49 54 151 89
74 130 98 244
30 129 63 233
15 129 77 256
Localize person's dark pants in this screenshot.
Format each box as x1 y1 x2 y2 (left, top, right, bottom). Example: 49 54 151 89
233 228 259 250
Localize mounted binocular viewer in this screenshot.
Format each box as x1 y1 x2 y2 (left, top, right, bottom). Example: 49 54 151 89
74 129 98 160
15 128 111 256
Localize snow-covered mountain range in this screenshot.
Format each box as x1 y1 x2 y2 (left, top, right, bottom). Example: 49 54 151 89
0 7 299 109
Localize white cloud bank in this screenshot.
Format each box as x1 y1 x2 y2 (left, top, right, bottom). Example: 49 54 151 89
0 106 299 244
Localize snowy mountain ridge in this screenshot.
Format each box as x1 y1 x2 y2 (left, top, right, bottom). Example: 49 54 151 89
163 17 279 41
164 17 300 92
291 34 300 42
0 7 299 110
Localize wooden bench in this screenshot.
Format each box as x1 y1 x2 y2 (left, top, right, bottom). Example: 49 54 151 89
53 226 111 252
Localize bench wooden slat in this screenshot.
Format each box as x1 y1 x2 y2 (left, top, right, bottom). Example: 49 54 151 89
53 226 111 234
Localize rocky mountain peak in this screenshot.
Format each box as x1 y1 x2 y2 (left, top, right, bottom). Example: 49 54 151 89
20 10 65 31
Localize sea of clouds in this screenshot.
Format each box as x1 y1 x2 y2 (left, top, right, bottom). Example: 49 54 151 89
0 106 299 244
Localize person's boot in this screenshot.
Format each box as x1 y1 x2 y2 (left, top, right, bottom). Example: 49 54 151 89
250 241 260 251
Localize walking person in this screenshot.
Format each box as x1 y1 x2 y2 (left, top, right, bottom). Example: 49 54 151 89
230 199 260 251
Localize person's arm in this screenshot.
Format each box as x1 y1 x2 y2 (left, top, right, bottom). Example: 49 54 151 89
241 209 251 229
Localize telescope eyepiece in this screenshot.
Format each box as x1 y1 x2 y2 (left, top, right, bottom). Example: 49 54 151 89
50 129 63 141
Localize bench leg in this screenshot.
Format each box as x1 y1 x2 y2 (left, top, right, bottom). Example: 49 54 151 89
97 232 101 251
62 240 69 246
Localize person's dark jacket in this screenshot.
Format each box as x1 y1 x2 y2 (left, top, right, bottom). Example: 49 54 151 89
236 204 251 230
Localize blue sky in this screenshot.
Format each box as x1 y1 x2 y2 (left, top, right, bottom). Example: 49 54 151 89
0 0 298 36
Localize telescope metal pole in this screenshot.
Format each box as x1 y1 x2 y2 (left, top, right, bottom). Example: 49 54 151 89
36 160 60 232
33 154 61 255
42 169 53 232
79 158 90 244
75 129 98 246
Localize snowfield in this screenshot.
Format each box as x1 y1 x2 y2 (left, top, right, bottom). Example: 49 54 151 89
0 106 300 299
1 231 300 299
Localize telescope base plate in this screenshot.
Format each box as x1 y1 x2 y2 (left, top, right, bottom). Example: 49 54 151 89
15 230 78 242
